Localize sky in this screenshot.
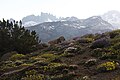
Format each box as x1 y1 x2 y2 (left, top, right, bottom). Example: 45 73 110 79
0 0 120 20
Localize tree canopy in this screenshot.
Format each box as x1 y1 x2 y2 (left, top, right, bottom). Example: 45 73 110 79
0 19 40 56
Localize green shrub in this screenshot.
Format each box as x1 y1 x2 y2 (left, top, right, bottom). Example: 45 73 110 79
0 19 39 56
76 38 94 43
30 56 46 62
69 65 78 70
97 61 119 72
0 73 21 80
92 48 103 57
34 61 49 66
41 53 56 58
15 60 23 66
84 59 97 67
9 54 25 61
20 63 33 67
49 73 76 80
100 52 118 60
21 74 45 80
0 61 16 69
40 53 62 62
91 38 110 49
39 63 68 74
25 69 37 75
112 42 120 50
109 30 120 38
48 63 68 70
110 37 120 45
46 45 63 52
0 51 17 61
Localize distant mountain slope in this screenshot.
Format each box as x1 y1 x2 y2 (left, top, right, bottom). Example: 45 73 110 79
26 16 113 42
101 10 120 29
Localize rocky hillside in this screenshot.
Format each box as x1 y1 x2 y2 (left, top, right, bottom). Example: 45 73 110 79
26 16 113 42
1 29 120 80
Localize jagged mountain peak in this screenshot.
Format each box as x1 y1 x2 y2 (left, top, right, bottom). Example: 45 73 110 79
22 12 59 27
87 16 102 20
22 12 82 27
84 16 104 23
26 16 113 42
60 16 80 21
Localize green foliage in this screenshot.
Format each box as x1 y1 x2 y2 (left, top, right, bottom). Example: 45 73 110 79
48 63 67 69
15 60 23 66
40 62 68 73
21 74 45 80
110 37 120 45
41 53 56 58
51 63 67 70
49 73 75 80
97 61 119 72
112 42 120 50
69 65 78 70
83 38 94 43
0 61 16 70
109 29 120 38
0 73 21 80
9 54 25 61
30 56 46 62
25 69 37 75
92 48 120 59
40 53 62 62
0 19 39 57
0 51 17 61
91 38 110 49
20 63 33 67
76 38 94 44
92 48 104 57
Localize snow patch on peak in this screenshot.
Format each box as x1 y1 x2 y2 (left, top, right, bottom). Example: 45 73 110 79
23 21 38 27
90 16 101 20
80 26 86 28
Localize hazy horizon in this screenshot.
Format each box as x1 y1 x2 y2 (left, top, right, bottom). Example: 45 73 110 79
0 0 120 20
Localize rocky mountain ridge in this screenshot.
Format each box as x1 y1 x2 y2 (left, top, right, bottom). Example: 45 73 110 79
26 16 113 42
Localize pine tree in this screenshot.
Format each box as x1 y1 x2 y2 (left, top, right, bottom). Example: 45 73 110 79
0 19 40 57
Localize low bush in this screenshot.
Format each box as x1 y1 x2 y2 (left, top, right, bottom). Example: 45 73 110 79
97 61 119 72
110 37 120 45
91 38 110 49
92 48 104 57
48 63 68 70
25 69 37 75
21 74 45 80
109 30 120 38
112 42 120 50
41 53 56 59
76 38 94 43
84 59 97 67
9 54 25 61
69 65 79 70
